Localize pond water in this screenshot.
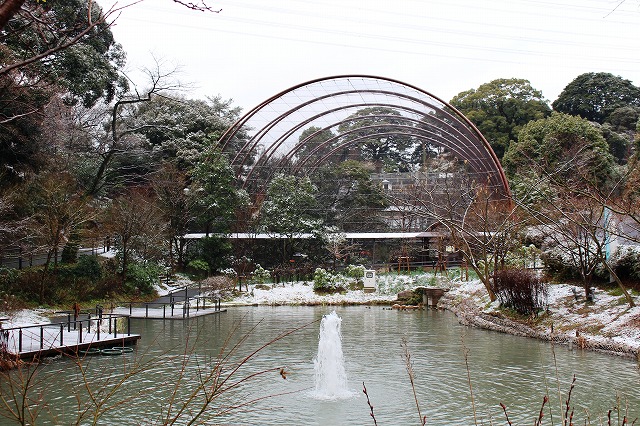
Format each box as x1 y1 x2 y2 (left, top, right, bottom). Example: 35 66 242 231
6 306 640 425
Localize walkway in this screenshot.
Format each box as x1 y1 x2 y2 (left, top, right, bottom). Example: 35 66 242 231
2 314 140 360
111 286 226 320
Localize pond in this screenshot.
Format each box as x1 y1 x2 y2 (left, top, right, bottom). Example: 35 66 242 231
4 306 639 425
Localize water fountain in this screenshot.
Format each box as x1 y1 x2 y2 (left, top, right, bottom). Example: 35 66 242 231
313 310 354 400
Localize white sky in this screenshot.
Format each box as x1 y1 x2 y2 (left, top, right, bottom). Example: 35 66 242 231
99 0 640 112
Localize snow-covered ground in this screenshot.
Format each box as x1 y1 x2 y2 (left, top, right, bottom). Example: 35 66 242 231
228 281 397 306
443 278 640 357
1 309 51 328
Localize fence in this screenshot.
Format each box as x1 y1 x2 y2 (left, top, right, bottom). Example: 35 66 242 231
115 297 222 319
1 311 132 354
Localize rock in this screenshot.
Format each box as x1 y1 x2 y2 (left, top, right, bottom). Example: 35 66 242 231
397 290 414 300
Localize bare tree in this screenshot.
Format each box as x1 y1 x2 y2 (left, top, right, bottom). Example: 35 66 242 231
104 187 167 288
23 171 90 303
388 169 523 301
87 59 184 196
515 148 636 306
322 230 360 270
151 163 199 271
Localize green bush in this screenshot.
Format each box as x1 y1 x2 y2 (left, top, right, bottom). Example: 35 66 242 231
74 255 102 281
125 262 162 296
188 236 232 273
251 264 271 284
313 268 346 293
611 247 640 285
187 259 209 279
345 264 365 280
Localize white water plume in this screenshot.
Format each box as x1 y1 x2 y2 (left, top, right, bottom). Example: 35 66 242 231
312 310 354 400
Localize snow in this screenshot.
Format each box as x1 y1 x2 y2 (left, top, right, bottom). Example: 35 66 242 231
228 281 396 306
1 309 51 328
444 278 640 356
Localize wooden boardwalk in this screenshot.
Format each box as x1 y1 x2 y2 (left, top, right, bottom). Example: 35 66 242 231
112 294 226 320
2 315 140 360
111 305 226 320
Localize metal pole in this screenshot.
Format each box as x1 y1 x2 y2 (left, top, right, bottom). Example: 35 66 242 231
40 326 43 350
146 304 149 318
163 305 166 319
60 323 64 346
127 316 131 336
79 322 83 344
18 328 22 352
67 313 71 332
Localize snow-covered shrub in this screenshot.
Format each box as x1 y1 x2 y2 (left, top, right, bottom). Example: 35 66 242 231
541 250 581 281
413 273 438 287
251 264 271 284
610 246 640 284
313 268 346 293
375 273 415 295
345 264 365 280
221 268 237 278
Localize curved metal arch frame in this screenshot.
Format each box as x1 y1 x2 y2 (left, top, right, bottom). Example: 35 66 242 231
218 74 511 198
228 88 434 171
255 119 496 192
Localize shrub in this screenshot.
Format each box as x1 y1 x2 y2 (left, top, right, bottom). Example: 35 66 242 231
611 247 640 285
492 269 547 315
74 255 102 281
188 236 232 273
187 259 209 279
541 251 581 282
201 275 235 300
221 268 237 279
313 268 346 293
61 240 79 264
251 264 271 284
125 262 162 296
345 264 365 280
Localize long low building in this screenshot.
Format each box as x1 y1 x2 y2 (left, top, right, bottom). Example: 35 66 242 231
183 232 442 240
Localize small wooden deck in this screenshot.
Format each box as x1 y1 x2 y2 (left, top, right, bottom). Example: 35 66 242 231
2 314 140 361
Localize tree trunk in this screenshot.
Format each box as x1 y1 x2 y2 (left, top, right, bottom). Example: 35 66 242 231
0 0 25 31
603 261 635 307
39 251 54 304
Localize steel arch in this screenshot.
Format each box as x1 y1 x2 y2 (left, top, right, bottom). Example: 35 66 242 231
218 74 510 199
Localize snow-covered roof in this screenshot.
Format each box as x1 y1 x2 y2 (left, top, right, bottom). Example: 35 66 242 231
183 232 441 240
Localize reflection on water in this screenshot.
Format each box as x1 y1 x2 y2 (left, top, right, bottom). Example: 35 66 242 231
6 306 639 425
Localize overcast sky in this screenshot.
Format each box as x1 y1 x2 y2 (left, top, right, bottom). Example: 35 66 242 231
99 0 640 112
